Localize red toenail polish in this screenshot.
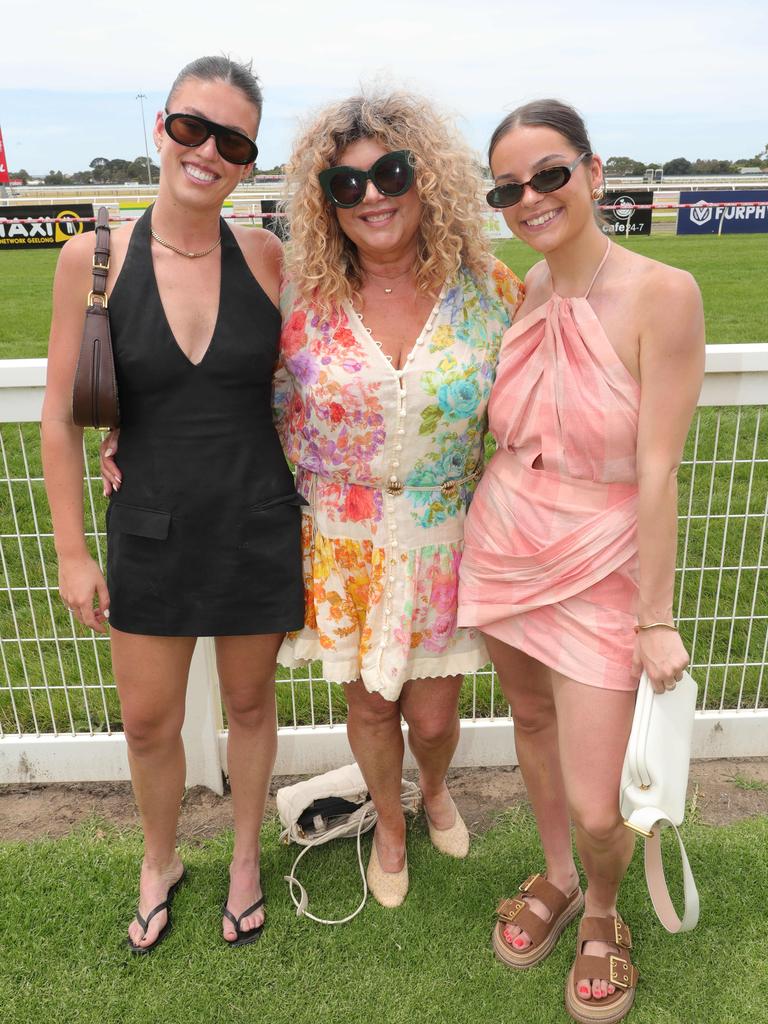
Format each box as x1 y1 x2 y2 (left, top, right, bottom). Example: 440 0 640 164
513 938 524 947
580 987 589 995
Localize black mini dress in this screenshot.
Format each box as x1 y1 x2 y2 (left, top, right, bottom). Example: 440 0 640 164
105 206 305 636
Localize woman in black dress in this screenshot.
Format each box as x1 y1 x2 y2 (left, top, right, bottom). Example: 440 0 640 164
42 56 304 952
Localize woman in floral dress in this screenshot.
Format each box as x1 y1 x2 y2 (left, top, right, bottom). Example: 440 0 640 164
276 90 523 906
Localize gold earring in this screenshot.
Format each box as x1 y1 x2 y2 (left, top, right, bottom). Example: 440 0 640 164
592 186 605 201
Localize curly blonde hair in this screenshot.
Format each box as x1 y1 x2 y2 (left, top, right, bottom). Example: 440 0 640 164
284 90 491 311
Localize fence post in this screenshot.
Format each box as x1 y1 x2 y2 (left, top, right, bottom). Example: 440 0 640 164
182 637 225 794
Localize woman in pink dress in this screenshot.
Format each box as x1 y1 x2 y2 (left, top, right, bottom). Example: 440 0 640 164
458 100 704 1023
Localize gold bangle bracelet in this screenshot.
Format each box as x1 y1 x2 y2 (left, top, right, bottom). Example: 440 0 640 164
633 621 676 634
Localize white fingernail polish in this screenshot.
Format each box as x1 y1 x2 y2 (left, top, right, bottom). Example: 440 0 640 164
105 448 113 457
104 609 110 619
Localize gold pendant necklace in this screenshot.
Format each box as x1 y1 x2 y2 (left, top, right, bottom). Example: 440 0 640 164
151 227 221 259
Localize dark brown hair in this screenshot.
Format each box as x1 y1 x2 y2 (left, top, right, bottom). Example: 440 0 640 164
488 98 592 165
166 55 263 121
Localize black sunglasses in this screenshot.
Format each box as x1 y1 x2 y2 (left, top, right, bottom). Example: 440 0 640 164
164 112 258 166
486 152 591 209
318 150 415 208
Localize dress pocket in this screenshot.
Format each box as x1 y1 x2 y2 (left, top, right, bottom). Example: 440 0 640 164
108 503 171 540
247 493 309 513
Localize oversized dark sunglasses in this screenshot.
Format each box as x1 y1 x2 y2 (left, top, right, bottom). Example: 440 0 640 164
486 152 591 209
164 112 258 165
318 150 415 208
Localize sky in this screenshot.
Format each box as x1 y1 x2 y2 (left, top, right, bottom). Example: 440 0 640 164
1 0 765 176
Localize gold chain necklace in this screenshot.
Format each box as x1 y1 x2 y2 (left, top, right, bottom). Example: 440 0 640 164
365 265 415 294
151 227 221 259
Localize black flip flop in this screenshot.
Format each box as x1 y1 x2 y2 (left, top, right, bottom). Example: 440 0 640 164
127 868 187 955
222 894 265 947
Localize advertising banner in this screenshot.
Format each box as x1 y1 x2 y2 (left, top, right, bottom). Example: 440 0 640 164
600 191 653 236
0 204 95 250
0 125 9 185
677 190 768 234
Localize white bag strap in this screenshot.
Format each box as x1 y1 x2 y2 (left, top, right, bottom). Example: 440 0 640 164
283 802 378 925
282 779 421 926
627 805 700 933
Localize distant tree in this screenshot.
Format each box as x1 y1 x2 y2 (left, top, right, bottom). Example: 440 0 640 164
663 157 692 175
44 170 67 185
690 158 735 175
90 157 109 169
605 156 646 176
10 168 29 184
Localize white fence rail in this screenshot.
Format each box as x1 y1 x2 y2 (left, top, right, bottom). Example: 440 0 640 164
1 349 767 792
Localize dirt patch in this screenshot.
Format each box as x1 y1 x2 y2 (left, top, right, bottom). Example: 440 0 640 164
1 759 766 843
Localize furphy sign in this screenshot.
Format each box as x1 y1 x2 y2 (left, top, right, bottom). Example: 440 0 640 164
677 190 768 234
0 205 95 249
600 191 653 236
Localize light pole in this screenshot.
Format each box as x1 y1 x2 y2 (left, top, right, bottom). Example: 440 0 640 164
136 92 152 186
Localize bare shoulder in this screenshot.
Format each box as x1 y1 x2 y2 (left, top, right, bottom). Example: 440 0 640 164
524 259 549 290
231 224 283 266
56 220 135 276
619 246 702 312
617 249 704 357
230 225 283 305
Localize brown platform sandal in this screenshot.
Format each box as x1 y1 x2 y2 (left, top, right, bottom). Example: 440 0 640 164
492 873 584 969
564 915 638 1024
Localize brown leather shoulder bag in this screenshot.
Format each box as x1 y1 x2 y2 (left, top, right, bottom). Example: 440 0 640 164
72 206 120 428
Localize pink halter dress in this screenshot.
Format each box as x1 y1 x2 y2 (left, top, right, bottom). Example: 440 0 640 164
458 245 642 690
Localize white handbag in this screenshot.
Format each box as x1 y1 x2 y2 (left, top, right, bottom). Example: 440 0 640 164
620 669 700 933
276 763 420 925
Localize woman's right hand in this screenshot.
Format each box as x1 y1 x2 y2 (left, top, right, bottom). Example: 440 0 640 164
58 554 110 633
100 429 121 496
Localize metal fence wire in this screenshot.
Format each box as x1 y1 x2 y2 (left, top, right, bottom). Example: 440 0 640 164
1 402 766 739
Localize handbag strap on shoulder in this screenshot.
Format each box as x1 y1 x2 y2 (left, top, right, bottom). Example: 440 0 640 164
89 206 111 307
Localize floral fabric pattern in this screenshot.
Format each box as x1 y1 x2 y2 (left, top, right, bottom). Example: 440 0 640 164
274 259 523 700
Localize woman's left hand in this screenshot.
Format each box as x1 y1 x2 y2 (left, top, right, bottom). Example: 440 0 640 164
632 627 690 694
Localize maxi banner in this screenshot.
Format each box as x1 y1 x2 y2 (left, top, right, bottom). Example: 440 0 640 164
600 191 653 236
677 190 768 234
0 204 95 249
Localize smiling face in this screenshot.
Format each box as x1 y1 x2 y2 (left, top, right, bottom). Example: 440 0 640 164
154 76 260 210
333 138 422 262
490 125 603 253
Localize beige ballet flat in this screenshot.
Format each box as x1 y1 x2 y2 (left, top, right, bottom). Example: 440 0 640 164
424 804 470 859
366 841 408 908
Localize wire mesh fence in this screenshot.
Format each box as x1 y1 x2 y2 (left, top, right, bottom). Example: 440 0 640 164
1 400 766 740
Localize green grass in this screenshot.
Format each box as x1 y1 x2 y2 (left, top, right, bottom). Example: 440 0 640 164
0 236 766 359
493 234 768 344
1 811 767 1024
730 774 768 793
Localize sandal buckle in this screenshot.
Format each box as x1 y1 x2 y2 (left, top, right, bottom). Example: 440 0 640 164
497 897 525 922
614 918 632 948
609 955 632 989
519 873 540 893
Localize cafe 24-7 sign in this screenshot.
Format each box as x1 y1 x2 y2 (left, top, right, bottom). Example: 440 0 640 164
600 191 653 236
0 204 95 250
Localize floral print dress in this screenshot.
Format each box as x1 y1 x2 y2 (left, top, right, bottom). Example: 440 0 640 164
274 259 523 701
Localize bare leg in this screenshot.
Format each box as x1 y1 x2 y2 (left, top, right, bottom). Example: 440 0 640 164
215 633 281 941
484 635 580 950
344 681 406 872
399 675 463 829
552 672 636 1002
111 628 194 949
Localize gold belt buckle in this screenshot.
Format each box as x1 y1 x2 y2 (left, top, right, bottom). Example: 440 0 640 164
440 478 458 499
386 478 404 496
